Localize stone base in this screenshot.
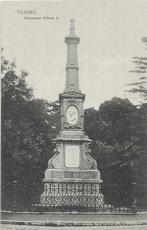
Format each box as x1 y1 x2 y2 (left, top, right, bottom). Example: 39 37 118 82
40 181 104 209
40 137 104 209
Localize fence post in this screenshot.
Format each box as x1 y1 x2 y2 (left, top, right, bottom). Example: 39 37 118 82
12 180 18 212
132 182 137 213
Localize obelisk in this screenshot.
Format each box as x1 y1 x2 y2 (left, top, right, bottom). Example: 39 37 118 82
40 20 103 210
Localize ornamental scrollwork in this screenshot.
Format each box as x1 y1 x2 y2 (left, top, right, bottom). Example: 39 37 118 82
48 143 62 169
83 143 97 170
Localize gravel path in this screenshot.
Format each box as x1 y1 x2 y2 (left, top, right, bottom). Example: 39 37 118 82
1 224 147 230
2 213 147 222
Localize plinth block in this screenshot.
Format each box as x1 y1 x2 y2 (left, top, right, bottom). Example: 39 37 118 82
44 169 101 181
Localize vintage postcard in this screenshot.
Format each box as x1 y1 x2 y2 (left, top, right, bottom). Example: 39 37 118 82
1 0 147 228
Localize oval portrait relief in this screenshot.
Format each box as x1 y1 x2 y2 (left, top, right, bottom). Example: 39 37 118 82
66 105 78 125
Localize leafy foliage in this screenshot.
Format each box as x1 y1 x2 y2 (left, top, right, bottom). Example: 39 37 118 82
127 37 147 101
1 53 60 210
85 98 147 207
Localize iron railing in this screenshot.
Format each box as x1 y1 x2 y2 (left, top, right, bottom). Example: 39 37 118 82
2 181 145 213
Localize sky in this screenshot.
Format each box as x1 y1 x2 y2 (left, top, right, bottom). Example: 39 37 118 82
1 0 147 108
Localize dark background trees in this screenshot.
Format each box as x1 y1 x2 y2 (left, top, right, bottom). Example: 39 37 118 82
84 97 147 208
126 37 147 209
1 54 60 210
84 98 139 207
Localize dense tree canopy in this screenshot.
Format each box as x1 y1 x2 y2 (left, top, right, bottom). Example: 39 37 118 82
1 54 60 209
85 97 147 208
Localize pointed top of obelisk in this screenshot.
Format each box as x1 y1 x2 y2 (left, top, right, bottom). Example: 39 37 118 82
65 19 80 43
69 19 75 36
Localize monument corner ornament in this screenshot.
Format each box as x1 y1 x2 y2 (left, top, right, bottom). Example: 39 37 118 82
40 20 104 209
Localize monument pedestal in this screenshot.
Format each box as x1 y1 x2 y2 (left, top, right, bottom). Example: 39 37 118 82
40 132 104 209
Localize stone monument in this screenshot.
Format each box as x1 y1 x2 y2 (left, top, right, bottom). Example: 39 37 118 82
40 20 103 210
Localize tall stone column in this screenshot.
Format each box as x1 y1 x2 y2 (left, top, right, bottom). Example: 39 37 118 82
65 19 80 91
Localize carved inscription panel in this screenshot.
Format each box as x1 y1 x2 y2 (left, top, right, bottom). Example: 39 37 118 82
65 145 80 167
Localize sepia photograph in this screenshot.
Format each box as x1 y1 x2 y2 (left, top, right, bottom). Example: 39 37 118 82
1 0 147 229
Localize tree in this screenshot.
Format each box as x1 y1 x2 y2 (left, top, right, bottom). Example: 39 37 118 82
133 103 147 209
1 53 60 210
127 37 147 101
84 107 106 141
85 98 141 207
126 38 147 208
99 97 137 144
